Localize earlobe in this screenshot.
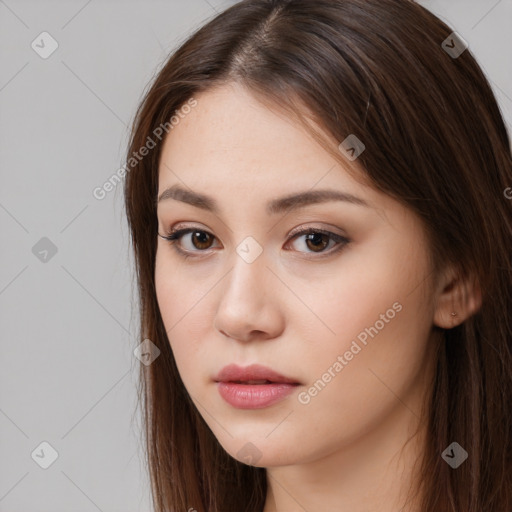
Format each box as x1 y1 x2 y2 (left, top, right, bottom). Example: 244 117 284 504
433 266 482 329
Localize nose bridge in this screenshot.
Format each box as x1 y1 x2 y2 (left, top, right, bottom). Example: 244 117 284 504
224 234 269 300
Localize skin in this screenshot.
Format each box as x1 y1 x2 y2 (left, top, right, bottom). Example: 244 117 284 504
154 81 481 512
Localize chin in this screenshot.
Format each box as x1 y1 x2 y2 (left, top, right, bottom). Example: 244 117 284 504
215 432 304 468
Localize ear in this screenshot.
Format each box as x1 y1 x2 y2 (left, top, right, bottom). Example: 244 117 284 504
433 264 482 329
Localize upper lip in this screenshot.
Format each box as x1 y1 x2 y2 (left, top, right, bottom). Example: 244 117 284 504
214 364 300 384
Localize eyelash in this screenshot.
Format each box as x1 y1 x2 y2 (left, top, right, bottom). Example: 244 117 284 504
159 226 350 260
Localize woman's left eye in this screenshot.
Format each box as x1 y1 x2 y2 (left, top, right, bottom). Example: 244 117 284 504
158 227 350 258
288 229 349 255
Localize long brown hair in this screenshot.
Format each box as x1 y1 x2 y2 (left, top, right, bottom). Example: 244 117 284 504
123 1 512 510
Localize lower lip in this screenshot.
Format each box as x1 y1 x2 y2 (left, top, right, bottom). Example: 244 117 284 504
216 382 298 409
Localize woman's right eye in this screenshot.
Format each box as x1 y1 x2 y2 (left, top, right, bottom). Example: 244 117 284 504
159 228 219 255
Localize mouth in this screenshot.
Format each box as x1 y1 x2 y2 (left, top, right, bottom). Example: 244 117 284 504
213 364 301 409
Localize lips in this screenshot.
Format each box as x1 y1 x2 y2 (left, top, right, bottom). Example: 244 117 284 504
213 363 301 385
213 364 301 409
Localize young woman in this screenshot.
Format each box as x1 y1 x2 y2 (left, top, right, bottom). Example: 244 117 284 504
123 0 512 510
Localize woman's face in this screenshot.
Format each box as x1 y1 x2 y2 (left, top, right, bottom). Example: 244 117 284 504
155 82 438 468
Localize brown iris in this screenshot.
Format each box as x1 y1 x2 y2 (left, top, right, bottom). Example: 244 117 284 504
304 232 329 252
190 231 214 250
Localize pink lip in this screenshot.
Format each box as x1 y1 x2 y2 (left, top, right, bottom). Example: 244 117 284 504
214 364 300 409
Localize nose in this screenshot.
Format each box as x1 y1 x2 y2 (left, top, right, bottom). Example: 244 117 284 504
213 249 285 343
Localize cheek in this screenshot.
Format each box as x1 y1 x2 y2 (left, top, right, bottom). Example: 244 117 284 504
295 240 433 412
154 255 204 386
155 251 226 397
300 248 404 346
302 308 430 443
155 249 202 331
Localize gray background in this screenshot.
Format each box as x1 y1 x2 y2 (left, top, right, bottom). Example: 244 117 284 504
0 0 510 511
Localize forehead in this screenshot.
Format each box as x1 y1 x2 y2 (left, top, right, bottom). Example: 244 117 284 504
157 83 368 198
162 85 324 168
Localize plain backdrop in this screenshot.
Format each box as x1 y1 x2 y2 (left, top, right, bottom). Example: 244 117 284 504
0 0 511 510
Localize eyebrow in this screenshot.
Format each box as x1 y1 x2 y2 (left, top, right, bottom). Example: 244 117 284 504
157 184 370 215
